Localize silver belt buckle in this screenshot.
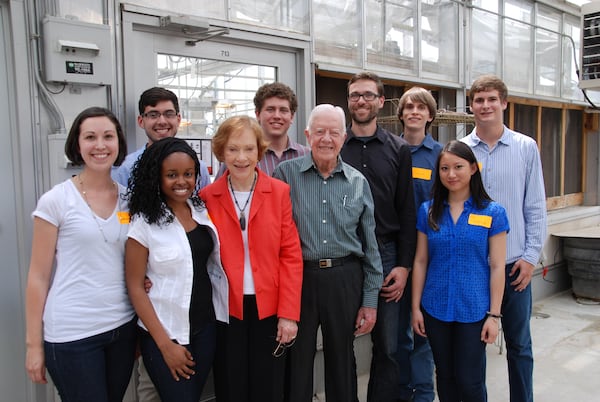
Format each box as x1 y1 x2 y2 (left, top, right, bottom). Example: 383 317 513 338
319 259 332 268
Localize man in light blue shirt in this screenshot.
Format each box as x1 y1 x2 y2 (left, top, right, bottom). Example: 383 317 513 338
112 87 210 189
462 75 547 402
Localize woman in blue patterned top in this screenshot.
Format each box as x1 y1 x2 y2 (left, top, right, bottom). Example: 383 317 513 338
411 140 509 402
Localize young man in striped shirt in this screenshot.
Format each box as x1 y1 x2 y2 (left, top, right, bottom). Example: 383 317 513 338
216 82 309 177
462 74 547 402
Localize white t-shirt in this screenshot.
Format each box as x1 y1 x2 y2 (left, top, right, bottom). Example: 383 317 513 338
127 200 229 345
33 179 134 343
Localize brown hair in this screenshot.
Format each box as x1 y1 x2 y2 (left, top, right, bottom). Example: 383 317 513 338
212 115 269 162
254 82 298 114
64 107 127 166
347 71 385 97
397 87 437 131
469 74 508 103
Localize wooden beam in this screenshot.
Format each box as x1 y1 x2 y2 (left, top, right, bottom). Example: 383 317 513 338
561 108 567 196
546 193 584 210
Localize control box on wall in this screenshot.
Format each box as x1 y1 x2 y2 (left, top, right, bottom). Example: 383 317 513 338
581 2 600 89
42 16 114 86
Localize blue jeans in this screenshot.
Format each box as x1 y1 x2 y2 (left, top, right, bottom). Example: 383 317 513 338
140 322 216 402
44 318 137 402
423 310 487 402
502 262 533 402
367 241 409 402
401 278 435 402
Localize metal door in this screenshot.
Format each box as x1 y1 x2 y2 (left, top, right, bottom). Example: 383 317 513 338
122 9 303 174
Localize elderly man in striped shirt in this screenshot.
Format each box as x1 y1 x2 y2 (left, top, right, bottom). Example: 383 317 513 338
274 104 383 402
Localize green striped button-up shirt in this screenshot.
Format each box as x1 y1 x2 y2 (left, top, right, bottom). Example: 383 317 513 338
273 154 383 309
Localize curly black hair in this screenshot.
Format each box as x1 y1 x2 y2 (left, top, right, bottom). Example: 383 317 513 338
127 137 204 226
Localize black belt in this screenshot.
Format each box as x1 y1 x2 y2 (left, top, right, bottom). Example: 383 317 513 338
304 255 357 269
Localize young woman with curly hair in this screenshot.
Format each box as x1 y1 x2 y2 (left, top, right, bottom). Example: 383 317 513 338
125 137 228 402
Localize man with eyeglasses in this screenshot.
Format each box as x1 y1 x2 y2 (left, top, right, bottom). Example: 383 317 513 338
274 104 383 402
112 86 210 188
112 86 210 402
341 71 416 402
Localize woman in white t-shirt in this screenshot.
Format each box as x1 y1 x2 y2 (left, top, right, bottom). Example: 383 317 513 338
125 137 228 402
25 107 136 402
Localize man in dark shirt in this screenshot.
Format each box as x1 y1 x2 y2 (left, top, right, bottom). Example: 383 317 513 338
341 71 416 402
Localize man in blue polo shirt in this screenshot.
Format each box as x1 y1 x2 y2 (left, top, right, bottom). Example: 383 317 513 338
397 86 443 402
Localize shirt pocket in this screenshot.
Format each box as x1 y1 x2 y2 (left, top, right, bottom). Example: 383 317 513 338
151 247 184 273
341 197 362 225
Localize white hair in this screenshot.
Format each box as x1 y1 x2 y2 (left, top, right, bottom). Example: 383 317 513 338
306 104 346 132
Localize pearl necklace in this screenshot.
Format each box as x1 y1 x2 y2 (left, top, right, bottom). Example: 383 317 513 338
78 175 121 243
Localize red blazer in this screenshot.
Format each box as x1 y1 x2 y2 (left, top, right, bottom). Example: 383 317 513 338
200 169 303 321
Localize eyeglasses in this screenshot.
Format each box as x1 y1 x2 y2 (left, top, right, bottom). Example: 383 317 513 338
348 91 379 102
142 110 178 119
312 128 344 139
272 337 296 358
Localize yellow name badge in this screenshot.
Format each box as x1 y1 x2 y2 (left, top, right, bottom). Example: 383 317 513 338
412 167 432 181
117 211 130 224
468 213 492 228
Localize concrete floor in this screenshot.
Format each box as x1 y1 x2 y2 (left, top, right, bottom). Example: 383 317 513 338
487 291 600 402
350 290 600 402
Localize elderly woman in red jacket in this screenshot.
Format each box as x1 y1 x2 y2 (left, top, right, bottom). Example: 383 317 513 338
200 115 303 402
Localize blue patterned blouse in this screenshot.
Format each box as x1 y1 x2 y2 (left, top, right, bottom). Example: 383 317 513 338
417 197 509 323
